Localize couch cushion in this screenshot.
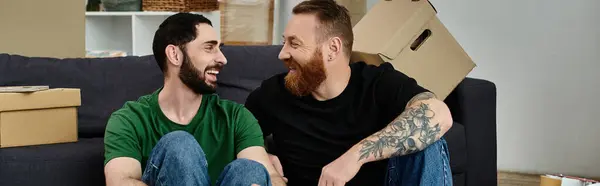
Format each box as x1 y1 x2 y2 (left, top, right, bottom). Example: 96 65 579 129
444 122 467 174
217 45 287 104
0 45 287 137
0 138 105 186
0 54 163 137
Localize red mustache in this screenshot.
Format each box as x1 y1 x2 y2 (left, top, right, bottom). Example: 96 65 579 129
283 58 299 70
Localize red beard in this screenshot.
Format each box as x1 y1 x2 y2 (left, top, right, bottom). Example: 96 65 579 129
284 47 327 97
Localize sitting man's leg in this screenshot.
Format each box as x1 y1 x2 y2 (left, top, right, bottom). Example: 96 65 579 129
385 138 453 186
216 158 272 186
141 131 210 186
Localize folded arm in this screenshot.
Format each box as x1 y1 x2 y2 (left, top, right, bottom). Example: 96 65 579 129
352 92 453 164
105 157 147 186
237 146 287 186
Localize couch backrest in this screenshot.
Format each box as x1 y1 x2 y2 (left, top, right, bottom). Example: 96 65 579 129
218 45 287 103
0 54 164 137
0 45 287 137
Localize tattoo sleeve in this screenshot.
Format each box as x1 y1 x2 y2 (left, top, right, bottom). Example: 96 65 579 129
356 92 443 162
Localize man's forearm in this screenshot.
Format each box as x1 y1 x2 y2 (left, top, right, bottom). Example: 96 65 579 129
108 178 147 186
352 92 452 164
125 179 147 186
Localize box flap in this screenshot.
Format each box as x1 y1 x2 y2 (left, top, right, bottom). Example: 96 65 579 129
352 0 436 61
0 88 81 112
391 17 476 99
381 2 437 61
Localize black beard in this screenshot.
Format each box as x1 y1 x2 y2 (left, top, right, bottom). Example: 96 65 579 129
178 51 216 95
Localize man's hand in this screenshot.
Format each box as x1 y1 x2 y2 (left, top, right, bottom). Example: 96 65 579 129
268 154 288 183
318 148 363 186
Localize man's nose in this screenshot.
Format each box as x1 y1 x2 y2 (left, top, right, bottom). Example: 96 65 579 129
216 50 227 65
278 49 290 61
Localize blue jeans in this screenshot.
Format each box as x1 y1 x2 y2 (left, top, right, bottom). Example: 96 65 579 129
141 131 272 186
385 138 453 186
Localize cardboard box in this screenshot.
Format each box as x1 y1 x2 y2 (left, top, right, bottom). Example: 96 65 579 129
0 0 85 58
0 88 80 148
351 0 476 99
335 0 367 26
540 174 600 186
220 0 274 45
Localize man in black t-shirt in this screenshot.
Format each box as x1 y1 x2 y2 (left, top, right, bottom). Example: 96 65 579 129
245 1 454 186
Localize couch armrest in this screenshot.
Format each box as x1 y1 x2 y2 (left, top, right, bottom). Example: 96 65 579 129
444 77 498 186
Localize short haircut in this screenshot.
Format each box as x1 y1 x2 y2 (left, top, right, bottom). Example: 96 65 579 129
152 13 212 73
293 0 354 57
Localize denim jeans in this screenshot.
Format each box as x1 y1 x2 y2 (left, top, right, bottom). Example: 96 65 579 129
385 138 453 186
141 131 451 186
141 131 272 186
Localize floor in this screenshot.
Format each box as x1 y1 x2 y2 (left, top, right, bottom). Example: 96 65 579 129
498 171 600 186
498 172 541 186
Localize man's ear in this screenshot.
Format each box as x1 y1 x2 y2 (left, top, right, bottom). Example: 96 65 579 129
165 44 183 66
327 37 343 61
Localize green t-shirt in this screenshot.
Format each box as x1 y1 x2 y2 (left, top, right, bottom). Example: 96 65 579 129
103 89 264 185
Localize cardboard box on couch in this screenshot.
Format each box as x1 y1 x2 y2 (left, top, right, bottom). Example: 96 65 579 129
0 88 80 148
351 0 476 100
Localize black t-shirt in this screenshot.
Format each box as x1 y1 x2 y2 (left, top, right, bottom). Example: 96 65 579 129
245 62 429 186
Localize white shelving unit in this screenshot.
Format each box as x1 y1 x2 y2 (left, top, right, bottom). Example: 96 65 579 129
85 11 220 56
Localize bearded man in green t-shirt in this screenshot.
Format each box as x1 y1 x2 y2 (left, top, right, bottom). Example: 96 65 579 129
103 13 287 186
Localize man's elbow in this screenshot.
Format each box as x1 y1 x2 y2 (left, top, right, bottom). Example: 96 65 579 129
435 100 453 134
441 114 453 134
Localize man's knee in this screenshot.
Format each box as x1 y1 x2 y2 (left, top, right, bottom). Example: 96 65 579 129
387 139 451 172
159 131 196 145
153 131 206 160
218 158 271 186
225 158 267 173
385 139 452 186
423 138 449 157
144 131 210 185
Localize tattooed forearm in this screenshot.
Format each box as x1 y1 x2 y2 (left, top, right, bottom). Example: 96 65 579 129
407 92 436 105
356 98 442 162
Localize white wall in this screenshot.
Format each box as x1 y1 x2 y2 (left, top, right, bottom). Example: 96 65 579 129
407 0 600 178
274 0 304 45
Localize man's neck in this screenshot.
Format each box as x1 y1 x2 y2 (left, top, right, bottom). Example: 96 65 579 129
311 61 352 101
158 77 203 125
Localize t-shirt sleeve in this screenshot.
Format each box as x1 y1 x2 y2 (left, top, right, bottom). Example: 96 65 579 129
103 114 142 166
244 86 273 137
234 106 266 155
374 63 430 120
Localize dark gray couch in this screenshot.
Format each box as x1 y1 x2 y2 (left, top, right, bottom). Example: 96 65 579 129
0 45 497 186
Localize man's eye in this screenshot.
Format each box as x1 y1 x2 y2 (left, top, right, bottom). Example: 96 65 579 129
205 46 216 52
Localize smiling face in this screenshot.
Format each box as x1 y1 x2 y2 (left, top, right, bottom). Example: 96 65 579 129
280 0 355 97
152 13 227 95
176 23 226 94
280 14 328 97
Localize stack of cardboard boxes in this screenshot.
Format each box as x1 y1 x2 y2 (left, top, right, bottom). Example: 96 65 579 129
0 87 80 148
350 0 476 99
